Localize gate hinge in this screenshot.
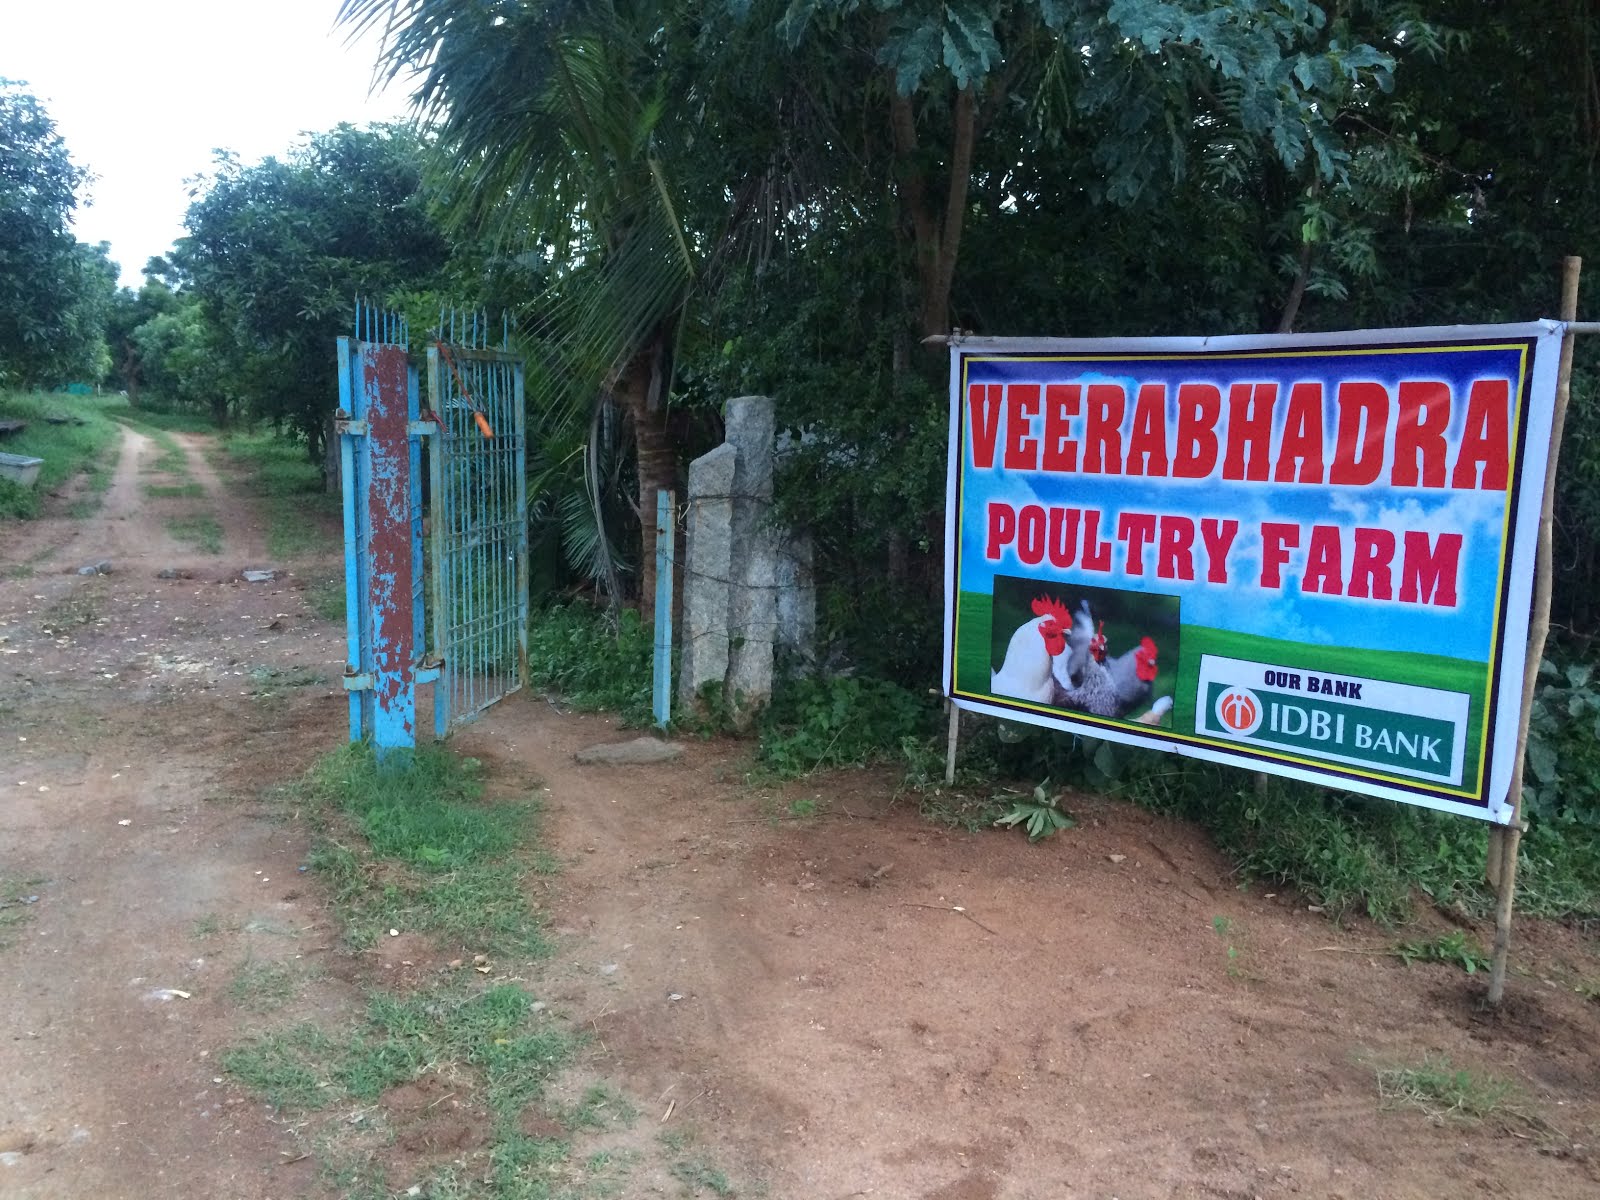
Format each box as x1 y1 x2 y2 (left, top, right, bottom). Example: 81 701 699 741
407 420 439 437
416 655 444 684
336 418 368 437
342 669 373 691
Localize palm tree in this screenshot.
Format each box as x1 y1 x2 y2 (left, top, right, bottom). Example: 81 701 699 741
341 0 695 617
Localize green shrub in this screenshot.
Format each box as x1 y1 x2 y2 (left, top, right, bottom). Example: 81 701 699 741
758 672 936 776
527 602 654 724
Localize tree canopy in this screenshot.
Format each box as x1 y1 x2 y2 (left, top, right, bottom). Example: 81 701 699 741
0 80 117 388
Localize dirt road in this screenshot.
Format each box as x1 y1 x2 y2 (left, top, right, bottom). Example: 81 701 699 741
3 429 1600 1199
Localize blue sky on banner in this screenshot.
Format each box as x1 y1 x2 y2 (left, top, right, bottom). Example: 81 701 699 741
955 345 1525 662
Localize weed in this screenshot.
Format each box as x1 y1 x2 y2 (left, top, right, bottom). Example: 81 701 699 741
1375 1054 1515 1121
229 958 300 1011
222 1024 341 1110
126 423 190 476
1211 915 1248 978
144 482 204 499
991 780 1076 843
1393 930 1491 974
190 913 222 939
227 984 577 1121
249 665 325 699
560 1082 637 1130
670 1155 736 1197
166 513 223 554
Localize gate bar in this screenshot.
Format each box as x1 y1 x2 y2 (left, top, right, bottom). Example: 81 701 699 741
653 489 675 728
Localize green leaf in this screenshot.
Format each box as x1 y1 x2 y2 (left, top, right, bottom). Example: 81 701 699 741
1526 739 1559 785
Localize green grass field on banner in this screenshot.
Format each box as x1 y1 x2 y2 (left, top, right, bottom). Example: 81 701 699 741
953 590 1489 783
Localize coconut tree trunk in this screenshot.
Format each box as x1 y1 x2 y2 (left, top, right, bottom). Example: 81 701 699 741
616 334 676 623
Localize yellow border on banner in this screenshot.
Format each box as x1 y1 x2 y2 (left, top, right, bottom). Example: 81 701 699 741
950 340 1536 803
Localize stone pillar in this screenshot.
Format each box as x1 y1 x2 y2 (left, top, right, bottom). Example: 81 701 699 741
724 395 777 725
678 442 736 709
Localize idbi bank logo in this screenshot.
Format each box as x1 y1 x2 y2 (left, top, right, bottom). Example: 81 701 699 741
1195 654 1470 787
1214 687 1263 736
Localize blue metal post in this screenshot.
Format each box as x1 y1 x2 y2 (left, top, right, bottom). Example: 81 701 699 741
652 489 675 728
337 335 364 742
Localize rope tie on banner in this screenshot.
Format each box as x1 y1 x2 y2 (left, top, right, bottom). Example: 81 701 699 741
434 339 495 439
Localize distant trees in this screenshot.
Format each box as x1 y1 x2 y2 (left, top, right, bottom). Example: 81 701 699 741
0 80 118 388
171 124 452 464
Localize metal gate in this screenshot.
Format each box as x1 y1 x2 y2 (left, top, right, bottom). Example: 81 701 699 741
426 312 528 730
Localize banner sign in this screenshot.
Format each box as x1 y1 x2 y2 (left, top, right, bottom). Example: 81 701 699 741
942 323 1567 823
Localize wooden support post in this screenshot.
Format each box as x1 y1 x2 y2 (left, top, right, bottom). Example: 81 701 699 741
652 489 676 730
944 701 960 785
1487 256 1583 1006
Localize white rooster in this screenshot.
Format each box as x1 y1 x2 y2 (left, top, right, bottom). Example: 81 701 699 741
990 596 1073 703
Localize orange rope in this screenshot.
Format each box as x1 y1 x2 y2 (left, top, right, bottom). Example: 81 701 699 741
434 339 494 439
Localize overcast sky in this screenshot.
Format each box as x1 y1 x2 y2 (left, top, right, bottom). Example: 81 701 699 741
3 1 413 287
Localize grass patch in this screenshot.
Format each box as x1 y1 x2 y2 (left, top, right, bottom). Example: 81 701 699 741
166 512 223 554
0 392 123 518
299 743 545 956
307 574 346 622
1375 1054 1515 1122
222 430 338 560
229 958 301 1012
145 481 203 499
120 420 189 476
228 986 575 1122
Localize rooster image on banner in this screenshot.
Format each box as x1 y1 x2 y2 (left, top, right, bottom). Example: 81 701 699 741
1051 599 1173 725
988 586 1175 727
989 595 1073 704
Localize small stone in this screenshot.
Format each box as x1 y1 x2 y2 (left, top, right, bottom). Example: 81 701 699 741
75 560 112 576
574 737 684 766
600 963 619 976
242 569 277 583
1107 854 1127 864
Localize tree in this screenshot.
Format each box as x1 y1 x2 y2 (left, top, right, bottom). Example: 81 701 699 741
344 0 700 616
104 278 180 403
174 124 451 468
0 80 115 388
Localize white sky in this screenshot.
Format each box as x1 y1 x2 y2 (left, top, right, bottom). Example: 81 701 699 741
2 1 413 287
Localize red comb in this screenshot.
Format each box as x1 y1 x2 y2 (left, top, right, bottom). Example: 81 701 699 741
1030 595 1072 625
1139 636 1157 658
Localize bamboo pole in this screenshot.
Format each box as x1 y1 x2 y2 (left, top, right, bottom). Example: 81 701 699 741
944 700 960 785
1487 256 1583 1006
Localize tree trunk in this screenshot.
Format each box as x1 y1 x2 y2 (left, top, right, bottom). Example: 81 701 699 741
617 337 676 624
889 84 978 340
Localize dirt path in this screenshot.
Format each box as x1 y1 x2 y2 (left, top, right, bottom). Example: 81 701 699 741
3 433 1600 1199
1 431 347 1198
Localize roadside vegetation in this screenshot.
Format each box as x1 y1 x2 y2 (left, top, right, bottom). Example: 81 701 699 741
527 602 1600 929
0 392 120 518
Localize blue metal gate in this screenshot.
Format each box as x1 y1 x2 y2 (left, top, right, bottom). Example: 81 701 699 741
426 312 528 730
337 303 432 750
338 303 525 751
